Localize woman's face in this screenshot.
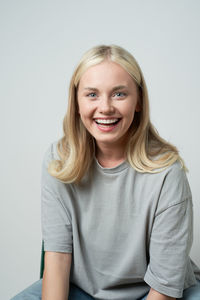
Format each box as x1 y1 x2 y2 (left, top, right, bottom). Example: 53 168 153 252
77 60 140 150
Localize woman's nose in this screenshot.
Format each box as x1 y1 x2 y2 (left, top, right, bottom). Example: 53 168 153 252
99 96 115 114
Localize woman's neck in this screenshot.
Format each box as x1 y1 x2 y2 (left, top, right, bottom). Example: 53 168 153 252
95 144 126 168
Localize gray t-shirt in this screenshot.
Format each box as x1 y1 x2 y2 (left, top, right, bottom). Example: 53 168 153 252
41 140 200 299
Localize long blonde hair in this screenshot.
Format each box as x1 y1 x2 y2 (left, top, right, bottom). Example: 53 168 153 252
48 44 187 184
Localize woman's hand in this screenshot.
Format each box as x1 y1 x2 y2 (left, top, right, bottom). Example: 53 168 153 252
146 288 176 300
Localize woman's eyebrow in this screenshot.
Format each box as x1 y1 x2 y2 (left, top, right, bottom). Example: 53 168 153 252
83 85 128 92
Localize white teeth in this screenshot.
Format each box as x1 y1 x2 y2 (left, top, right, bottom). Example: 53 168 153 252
95 118 119 124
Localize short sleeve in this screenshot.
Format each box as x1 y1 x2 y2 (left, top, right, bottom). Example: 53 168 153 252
41 142 73 253
144 162 193 298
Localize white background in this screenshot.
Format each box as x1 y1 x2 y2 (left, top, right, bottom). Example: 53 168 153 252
1 0 199 299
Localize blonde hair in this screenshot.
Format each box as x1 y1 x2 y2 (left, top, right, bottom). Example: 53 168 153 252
48 44 187 184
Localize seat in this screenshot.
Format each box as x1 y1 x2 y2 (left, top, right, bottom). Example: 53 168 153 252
40 240 45 279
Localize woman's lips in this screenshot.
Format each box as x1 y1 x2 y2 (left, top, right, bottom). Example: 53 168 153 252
94 119 121 132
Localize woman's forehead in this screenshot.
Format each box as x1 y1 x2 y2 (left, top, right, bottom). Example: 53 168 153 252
78 61 137 90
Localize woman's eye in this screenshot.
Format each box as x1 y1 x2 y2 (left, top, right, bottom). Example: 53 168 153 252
86 92 126 98
87 93 97 97
115 92 126 97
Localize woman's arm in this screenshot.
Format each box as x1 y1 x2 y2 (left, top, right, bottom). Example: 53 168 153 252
146 288 176 300
143 163 193 299
42 251 72 300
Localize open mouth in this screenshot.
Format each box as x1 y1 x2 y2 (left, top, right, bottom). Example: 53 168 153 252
94 118 121 126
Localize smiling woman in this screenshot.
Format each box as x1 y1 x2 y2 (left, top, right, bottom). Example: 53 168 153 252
11 44 200 300
76 60 141 162
46 45 188 182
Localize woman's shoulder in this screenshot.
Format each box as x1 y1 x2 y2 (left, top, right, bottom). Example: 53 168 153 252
51 139 62 160
155 159 192 212
157 158 190 190
134 157 187 186
144 154 187 183
134 158 192 212
163 159 186 177
43 139 61 163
